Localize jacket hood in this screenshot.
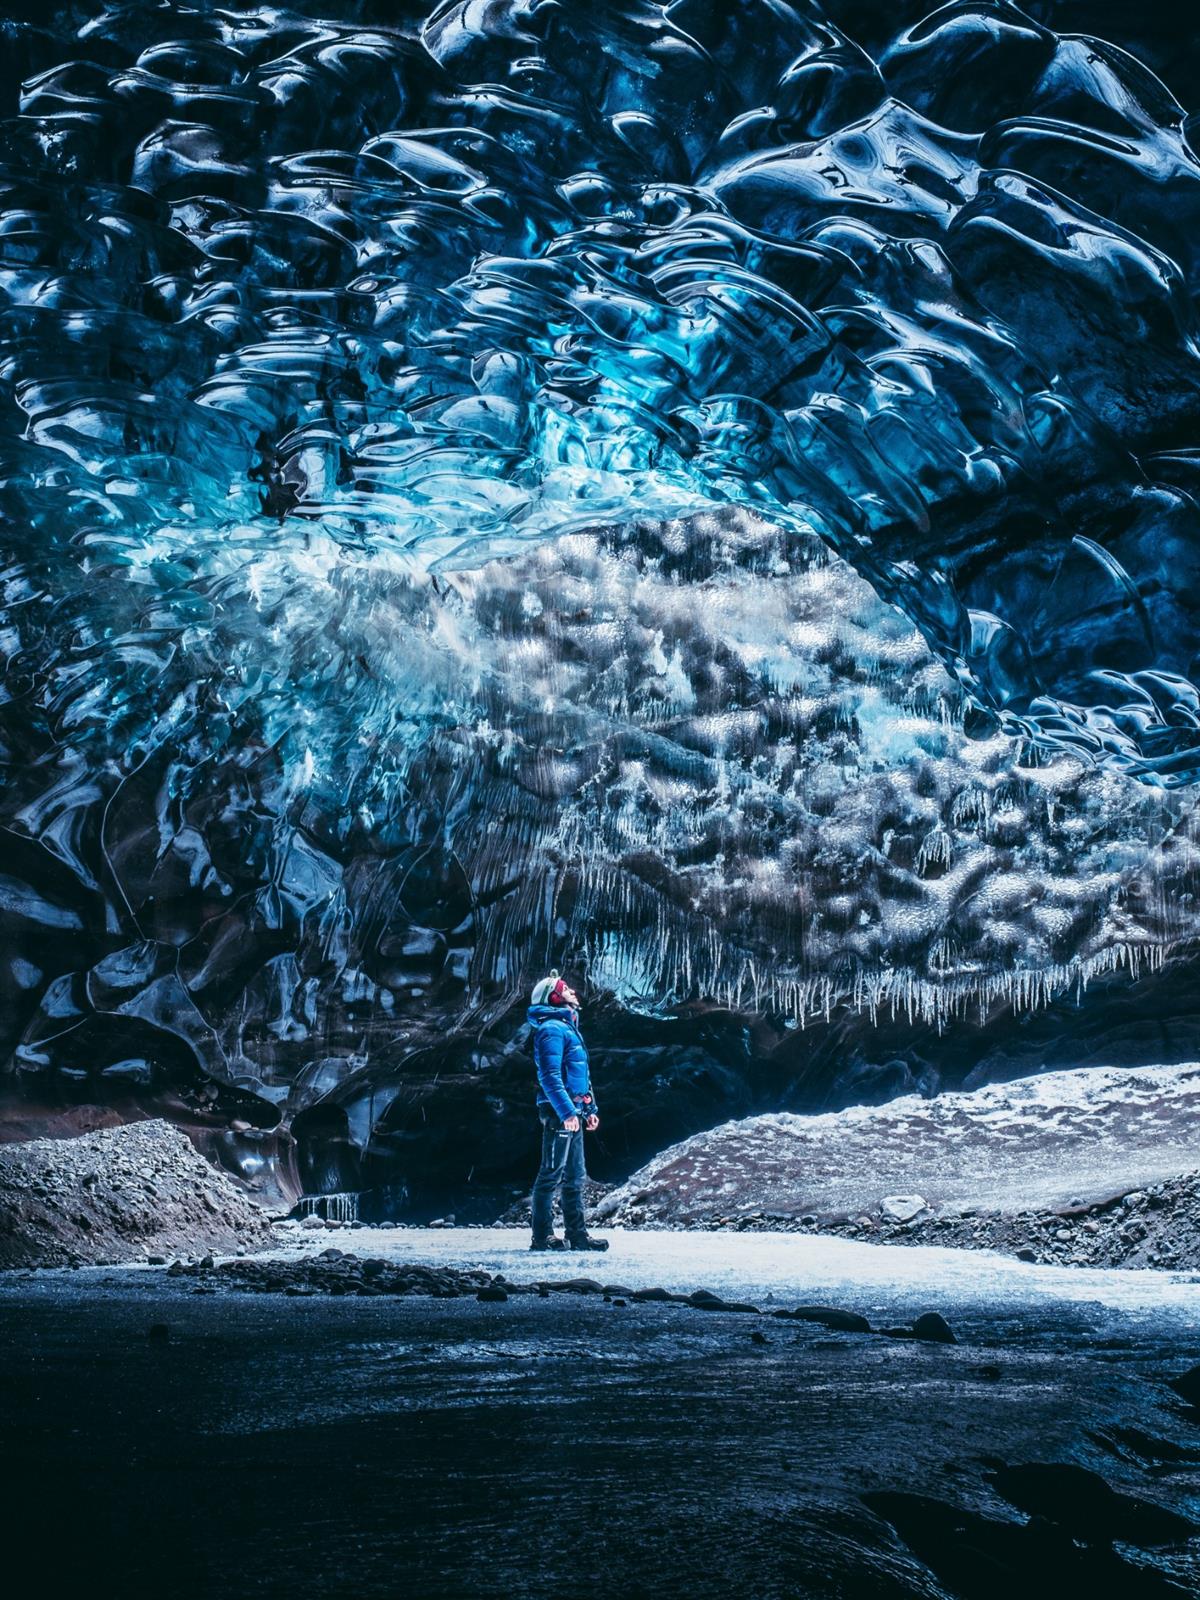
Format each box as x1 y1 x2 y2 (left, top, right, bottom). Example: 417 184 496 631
527 1003 579 1028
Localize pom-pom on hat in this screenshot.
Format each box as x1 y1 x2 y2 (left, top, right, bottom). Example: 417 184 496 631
531 969 567 1006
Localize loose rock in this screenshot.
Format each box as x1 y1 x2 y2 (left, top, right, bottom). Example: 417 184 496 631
912 1312 957 1345
774 1305 872 1334
0 1122 272 1269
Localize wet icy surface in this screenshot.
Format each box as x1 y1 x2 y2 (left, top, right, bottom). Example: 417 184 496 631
6 1 1200 779
4 1238 1200 1597
251 1224 1200 1340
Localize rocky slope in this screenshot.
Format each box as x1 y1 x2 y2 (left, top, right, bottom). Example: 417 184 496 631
837 1171 1200 1271
0 1120 273 1269
595 1062 1200 1267
602 1168 1200 1273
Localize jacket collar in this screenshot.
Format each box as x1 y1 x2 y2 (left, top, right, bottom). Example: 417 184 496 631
527 1003 580 1030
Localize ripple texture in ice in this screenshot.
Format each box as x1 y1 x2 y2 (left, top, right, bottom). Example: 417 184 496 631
3 2 1200 775
5 3 1200 1148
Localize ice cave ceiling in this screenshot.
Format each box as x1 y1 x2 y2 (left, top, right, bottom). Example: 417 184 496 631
2 0 1200 1202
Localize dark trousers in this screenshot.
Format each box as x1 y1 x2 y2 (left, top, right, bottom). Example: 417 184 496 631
531 1114 587 1241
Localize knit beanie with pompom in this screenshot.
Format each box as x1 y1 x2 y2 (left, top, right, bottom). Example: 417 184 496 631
531 970 567 1006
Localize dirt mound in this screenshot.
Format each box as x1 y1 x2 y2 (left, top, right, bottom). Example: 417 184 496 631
598 1063 1200 1228
593 1062 1200 1269
0 1119 273 1268
600 1167 1200 1270
820 1170 1200 1271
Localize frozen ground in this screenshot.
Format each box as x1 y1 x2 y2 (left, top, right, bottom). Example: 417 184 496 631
4 1235 1200 1599
595 1062 1200 1226
255 1226 1200 1339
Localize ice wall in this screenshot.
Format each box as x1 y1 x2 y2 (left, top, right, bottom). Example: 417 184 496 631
3 2 1200 1187
4 1 1200 777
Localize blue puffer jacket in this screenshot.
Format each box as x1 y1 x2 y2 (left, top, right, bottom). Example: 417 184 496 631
529 1004 598 1124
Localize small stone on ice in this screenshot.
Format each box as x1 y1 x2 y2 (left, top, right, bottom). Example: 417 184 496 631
912 1312 956 1345
881 1195 928 1224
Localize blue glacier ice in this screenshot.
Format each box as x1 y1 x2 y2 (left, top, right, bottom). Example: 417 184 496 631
2 1 1200 1203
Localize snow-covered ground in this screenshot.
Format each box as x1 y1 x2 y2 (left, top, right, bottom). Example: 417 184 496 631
593 1061 1200 1225
259 1224 1200 1331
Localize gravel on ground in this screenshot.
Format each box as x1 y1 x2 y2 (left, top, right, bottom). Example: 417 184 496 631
0 1119 273 1267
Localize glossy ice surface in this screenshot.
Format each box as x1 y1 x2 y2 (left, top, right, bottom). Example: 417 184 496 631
6 2 1200 772
254 1221 1200 1328
5 3 1200 1159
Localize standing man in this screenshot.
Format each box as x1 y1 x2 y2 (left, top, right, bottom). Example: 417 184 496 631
528 971 609 1252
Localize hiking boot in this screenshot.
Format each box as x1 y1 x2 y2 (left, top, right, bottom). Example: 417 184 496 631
567 1235 609 1252
529 1236 566 1251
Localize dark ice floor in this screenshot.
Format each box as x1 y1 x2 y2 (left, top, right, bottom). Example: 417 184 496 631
3 1260 1200 1599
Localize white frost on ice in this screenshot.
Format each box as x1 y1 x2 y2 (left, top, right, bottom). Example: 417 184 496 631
595 1061 1200 1222
252 1225 1200 1326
